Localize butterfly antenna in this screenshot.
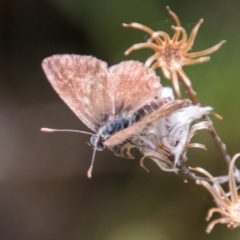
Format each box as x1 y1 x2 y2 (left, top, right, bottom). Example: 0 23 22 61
87 147 97 178
41 128 93 136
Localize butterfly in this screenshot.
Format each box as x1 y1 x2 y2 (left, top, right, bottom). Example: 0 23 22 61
41 54 190 177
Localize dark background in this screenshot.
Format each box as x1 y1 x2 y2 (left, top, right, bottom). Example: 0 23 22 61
0 0 240 239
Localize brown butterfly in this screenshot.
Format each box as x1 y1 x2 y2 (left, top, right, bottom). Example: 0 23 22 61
41 55 190 177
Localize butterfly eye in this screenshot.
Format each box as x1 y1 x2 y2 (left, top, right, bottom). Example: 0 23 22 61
90 135 105 151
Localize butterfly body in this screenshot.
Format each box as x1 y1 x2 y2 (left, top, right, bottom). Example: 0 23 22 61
90 112 137 151
90 97 170 151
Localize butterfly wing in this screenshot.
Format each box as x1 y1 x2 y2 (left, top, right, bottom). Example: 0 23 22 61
104 99 191 146
42 55 113 132
108 61 162 113
42 55 162 131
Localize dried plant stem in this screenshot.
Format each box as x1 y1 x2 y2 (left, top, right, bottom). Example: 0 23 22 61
177 73 231 166
179 165 213 183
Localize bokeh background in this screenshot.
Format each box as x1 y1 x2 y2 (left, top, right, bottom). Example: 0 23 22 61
0 0 240 239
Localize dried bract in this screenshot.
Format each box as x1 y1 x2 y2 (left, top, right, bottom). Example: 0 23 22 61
191 153 240 233
123 6 226 97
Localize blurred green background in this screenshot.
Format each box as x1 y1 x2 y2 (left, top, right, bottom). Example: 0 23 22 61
0 0 240 239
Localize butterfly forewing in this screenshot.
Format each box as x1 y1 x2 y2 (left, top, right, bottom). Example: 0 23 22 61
42 55 113 131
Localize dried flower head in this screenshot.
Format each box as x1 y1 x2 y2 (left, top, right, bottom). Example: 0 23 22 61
123 6 226 97
130 87 212 172
191 153 240 233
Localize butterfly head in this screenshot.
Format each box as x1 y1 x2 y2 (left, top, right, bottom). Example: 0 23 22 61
90 135 105 151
